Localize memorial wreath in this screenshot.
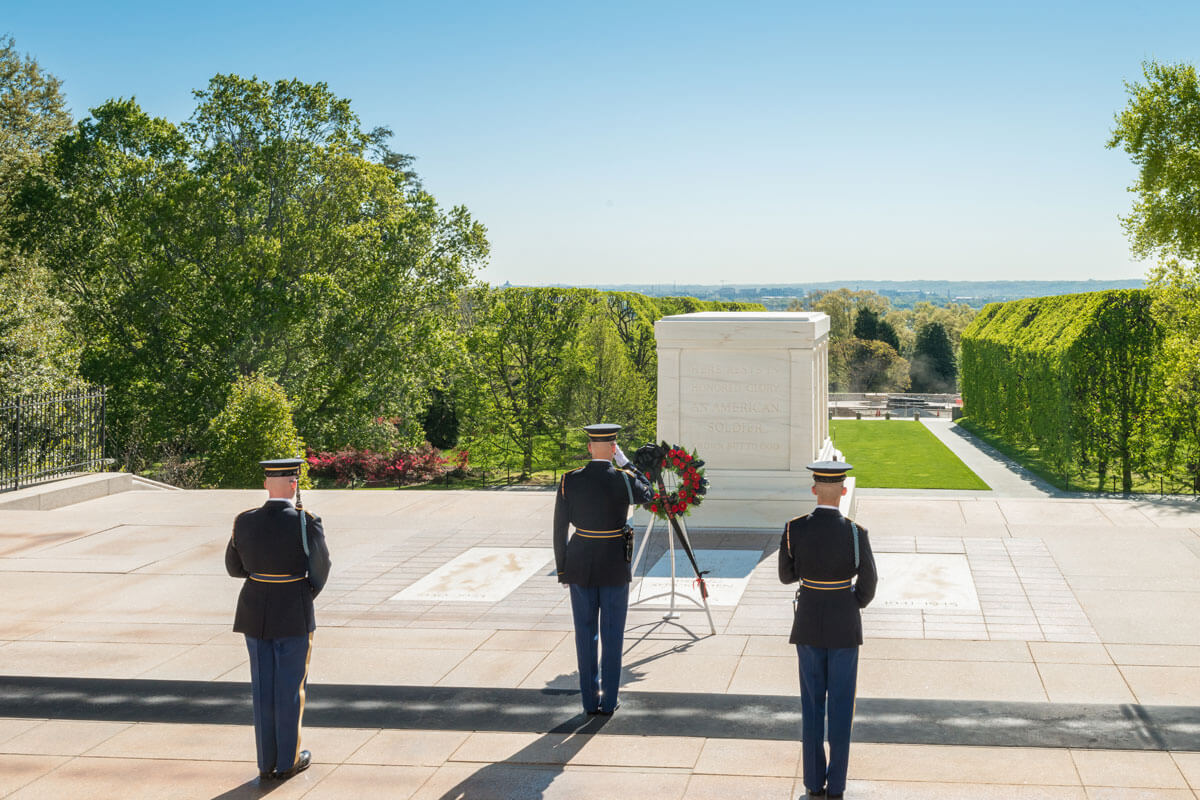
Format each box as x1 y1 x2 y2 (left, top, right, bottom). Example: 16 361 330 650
632 441 709 520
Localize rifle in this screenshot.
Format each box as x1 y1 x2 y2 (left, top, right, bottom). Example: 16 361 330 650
653 470 710 600
296 484 311 557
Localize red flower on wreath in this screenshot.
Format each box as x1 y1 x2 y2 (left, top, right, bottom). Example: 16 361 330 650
645 442 708 521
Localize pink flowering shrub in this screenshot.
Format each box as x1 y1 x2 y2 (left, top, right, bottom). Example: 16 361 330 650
306 444 447 487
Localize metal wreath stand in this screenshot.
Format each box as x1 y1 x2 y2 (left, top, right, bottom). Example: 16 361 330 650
626 445 716 636
629 514 716 635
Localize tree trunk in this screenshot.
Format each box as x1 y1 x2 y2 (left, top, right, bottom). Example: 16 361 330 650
521 436 533 481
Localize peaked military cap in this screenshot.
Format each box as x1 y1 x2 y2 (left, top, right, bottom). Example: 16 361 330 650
807 460 853 483
582 423 621 442
260 458 304 477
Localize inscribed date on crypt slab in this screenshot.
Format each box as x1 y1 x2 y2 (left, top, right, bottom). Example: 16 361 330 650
872 553 981 612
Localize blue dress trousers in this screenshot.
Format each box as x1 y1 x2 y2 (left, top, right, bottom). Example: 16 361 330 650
226 499 331 775
553 459 654 714
778 507 878 796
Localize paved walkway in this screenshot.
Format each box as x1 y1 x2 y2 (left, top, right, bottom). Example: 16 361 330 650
0 482 1198 798
919 418 1061 498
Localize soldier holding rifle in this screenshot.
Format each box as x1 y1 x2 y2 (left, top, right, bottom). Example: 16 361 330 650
226 458 332 782
553 423 654 716
779 461 877 799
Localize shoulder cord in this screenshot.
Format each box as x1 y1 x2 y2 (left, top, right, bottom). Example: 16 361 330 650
621 468 634 506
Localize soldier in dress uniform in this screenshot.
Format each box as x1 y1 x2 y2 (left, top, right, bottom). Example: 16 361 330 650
553 423 654 715
779 461 877 799
225 458 332 782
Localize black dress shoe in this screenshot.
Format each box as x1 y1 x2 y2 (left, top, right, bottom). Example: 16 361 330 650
807 790 826 798
258 770 277 781
597 703 619 716
276 750 311 780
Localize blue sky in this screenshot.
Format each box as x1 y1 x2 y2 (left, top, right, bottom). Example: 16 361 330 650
6 1 1195 286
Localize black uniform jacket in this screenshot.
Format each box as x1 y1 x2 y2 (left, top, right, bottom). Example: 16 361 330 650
778 507 878 648
225 500 332 639
553 460 654 587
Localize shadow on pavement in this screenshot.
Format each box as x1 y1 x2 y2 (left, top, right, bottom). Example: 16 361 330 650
434 713 611 800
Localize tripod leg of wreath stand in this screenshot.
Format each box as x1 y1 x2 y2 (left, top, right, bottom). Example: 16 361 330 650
665 520 679 620
629 515 655 581
676 517 716 636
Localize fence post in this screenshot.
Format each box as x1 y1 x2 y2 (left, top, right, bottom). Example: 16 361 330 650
13 395 21 491
100 387 107 466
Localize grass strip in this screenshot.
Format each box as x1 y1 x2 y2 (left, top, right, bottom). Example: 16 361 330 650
956 418 1196 494
830 420 990 490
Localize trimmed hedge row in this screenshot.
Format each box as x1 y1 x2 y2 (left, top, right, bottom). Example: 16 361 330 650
961 290 1161 491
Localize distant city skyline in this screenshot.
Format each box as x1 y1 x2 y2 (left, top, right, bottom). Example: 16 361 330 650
529 277 1146 309
7 1 1193 285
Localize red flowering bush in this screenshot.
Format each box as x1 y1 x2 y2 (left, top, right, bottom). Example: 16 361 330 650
306 444 447 487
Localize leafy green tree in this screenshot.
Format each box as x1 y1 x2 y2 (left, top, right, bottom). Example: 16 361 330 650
465 287 591 479
853 306 900 353
794 288 890 342
0 36 80 399
831 338 910 392
421 388 460 450
910 322 957 393
205 373 307 488
0 262 83 400
908 301 976 352
9 74 487 465
853 307 880 341
1110 61 1200 492
603 292 660 380
0 36 71 195
882 309 915 355
1109 61 1200 262
876 320 900 352
568 300 653 442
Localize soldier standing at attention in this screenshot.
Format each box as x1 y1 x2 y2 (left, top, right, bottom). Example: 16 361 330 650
553 423 654 716
779 461 877 799
226 458 331 782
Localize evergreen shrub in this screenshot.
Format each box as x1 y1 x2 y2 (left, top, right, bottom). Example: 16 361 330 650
205 374 308 488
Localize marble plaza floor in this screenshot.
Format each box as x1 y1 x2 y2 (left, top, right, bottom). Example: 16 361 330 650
0 481 1198 799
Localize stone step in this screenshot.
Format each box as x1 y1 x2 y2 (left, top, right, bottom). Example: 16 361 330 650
0 471 178 511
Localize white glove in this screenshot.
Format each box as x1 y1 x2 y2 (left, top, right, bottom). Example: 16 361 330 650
613 444 630 467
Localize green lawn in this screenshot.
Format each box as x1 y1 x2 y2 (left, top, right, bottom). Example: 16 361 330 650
830 420 990 490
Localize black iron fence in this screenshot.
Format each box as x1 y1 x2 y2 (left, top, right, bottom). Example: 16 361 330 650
0 388 108 492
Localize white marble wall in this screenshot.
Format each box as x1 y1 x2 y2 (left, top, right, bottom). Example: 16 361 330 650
652 312 847 529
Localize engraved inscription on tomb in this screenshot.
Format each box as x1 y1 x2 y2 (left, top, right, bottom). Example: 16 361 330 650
679 351 789 469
